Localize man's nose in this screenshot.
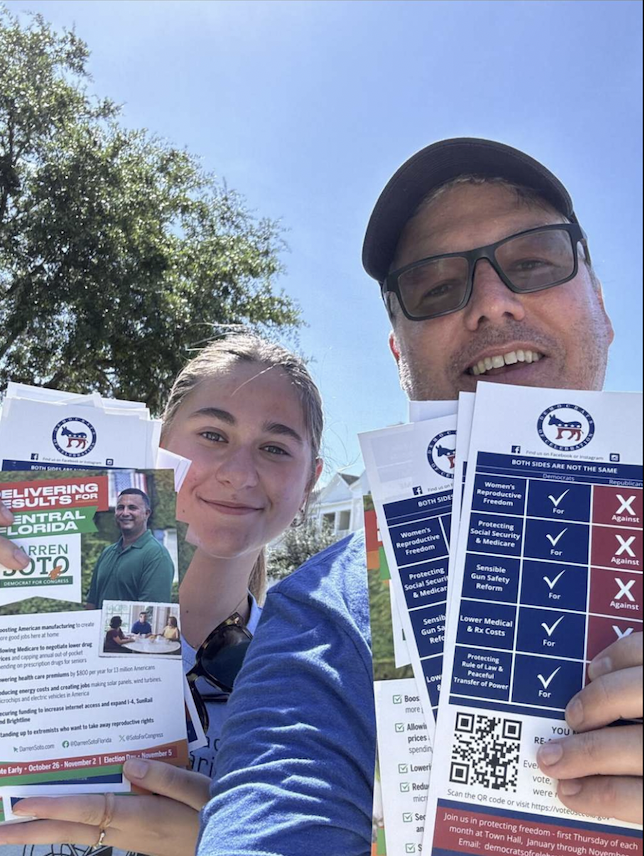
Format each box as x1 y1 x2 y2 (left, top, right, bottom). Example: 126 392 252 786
462 259 526 331
216 447 260 490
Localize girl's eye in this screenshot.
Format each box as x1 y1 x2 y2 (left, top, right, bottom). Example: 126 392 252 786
200 430 227 443
263 444 291 457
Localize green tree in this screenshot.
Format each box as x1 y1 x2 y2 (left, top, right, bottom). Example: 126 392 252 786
0 6 300 412
267 520 340 583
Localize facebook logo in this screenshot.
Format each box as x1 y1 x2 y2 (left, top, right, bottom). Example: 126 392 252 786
413 486 423 496
30 453 39 461
511 445 521 454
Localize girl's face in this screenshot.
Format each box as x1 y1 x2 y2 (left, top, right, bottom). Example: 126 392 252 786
162 363 321 562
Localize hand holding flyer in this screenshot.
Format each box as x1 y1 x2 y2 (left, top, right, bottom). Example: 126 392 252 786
363 385 643 856
0 387 191 823
423 385 642 854
0 468 188 820
1 759 212 855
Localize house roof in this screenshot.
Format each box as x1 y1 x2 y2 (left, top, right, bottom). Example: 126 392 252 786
312 470 363 506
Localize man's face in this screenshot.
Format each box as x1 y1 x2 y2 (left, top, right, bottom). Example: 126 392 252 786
388 183 614 400
115 493 150 540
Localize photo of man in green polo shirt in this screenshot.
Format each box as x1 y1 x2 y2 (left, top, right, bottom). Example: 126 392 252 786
86 488 175 609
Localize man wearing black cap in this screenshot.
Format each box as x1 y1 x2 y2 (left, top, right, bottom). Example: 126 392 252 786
363 137 613 400
192 139 641 856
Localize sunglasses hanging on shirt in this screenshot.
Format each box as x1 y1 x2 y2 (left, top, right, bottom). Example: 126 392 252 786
186 610 253 733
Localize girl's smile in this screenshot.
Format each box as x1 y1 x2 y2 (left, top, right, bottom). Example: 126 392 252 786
196 498 264 515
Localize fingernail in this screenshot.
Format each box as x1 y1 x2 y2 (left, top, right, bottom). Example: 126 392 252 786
11 800 28 816
124 758 149 779
560 780 583 797
538 742 564 767
588 656 612 681
566 697 584 729
13 547 30 568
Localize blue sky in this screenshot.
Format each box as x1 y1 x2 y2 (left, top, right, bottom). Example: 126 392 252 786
7 0 642 479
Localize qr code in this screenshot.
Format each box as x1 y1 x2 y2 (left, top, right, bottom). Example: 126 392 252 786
450 712 522 792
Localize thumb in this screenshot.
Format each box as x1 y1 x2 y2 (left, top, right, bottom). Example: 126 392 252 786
124 759 211 811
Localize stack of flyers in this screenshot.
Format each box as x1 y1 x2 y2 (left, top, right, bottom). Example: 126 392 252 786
360 384 643 856
0 383 161 472
0 384 199 825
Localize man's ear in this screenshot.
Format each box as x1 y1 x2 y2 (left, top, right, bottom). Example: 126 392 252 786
389 330 401 364
594 277 615 347
603 301 615 348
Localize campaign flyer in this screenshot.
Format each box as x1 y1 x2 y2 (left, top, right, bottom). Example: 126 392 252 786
0 469 189 815
361 414 457 725
385 402 459 675
367 495 430 856
0 387 160 472
398 401 459 671
424 384 643 854
446 393 476 607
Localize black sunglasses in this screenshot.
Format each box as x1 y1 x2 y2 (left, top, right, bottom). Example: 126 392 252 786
186 612 253 733
382 223 587 321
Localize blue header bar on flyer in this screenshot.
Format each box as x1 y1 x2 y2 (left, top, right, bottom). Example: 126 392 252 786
478 452 642 486
383 490 453 525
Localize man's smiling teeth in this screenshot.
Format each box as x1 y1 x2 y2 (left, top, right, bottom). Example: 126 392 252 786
470 350 543 376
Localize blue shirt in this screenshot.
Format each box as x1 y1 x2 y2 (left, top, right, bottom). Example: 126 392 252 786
198 533 375 856
131 620 152 635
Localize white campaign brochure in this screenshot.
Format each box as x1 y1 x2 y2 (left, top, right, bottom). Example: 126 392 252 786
0 385 192 821
361 414 458 726
423 384 643 855
365 495 431 856
0 387 160 472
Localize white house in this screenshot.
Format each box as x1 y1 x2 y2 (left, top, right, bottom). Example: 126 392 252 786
309 469 369 537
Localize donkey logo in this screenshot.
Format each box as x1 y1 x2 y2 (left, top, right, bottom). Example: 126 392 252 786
52 416 97 457
547 414 584 443
61 426 89 450
436 444 456 469
427 430 458 479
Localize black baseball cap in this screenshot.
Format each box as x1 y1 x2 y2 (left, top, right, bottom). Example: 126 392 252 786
362 137 577 283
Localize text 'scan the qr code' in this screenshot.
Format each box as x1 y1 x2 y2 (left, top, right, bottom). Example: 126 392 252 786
450 712 522 792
